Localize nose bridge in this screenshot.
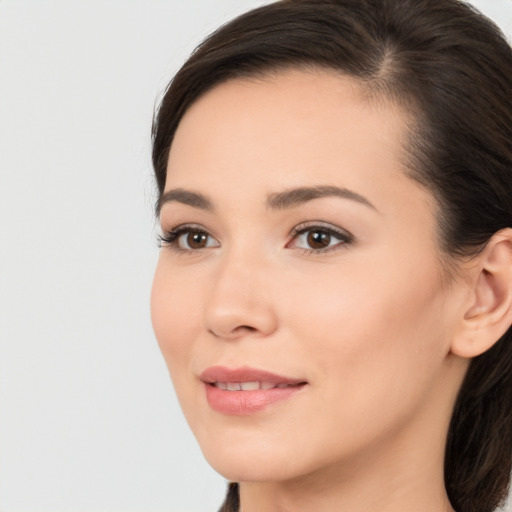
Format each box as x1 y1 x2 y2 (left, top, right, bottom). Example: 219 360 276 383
204 242 277 339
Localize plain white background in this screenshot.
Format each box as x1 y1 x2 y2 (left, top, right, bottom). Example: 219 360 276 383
1 1 511 511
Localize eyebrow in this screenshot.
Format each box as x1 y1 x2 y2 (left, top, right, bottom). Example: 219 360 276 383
157 188 214 215
157 184 376 215
266 185 377 211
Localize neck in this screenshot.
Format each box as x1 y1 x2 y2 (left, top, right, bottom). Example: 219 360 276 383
239 452 455 512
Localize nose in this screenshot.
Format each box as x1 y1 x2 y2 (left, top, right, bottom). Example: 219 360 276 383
204 252 278 340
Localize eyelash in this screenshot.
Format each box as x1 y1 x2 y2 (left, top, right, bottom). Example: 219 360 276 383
158 222 354 254
157 224 216 250
287 222 354 254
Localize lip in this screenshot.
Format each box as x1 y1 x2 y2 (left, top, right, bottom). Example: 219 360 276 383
200 365 307 416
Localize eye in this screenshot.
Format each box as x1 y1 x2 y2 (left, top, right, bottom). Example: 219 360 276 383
287 223 353 253
158 225 220 251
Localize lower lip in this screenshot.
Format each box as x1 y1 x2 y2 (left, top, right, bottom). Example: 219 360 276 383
204 383 305 416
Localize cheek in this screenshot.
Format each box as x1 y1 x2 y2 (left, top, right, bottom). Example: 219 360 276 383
284 257 450 418
150 257 203 372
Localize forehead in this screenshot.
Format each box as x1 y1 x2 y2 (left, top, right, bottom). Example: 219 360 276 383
166 69 414 205
172 69 406 145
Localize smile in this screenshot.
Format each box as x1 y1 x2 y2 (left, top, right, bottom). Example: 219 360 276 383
200 366 307 415
212 381 301 391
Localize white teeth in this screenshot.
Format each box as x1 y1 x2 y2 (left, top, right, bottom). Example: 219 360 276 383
213 381 278 390
240 381 260 391
213 381 299 390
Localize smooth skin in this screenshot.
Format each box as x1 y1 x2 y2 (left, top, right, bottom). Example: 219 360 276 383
151 70 512 512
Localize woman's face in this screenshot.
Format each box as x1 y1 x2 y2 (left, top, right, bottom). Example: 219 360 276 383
151 70 467 483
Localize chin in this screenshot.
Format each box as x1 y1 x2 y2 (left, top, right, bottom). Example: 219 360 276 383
206 454 300 483
195 428 300 482
197 426 330 484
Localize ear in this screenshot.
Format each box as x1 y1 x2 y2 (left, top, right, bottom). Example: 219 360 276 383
451 228 512 358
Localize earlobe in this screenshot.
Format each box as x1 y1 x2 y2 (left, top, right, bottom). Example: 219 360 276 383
451 228 512 359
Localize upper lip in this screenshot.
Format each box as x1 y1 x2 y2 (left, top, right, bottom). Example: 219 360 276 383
200 365 306 385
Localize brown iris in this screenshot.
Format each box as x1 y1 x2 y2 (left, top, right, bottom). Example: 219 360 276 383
307 230 331 249
187 232 208 249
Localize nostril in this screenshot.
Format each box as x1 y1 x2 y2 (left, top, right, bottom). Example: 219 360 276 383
208 325 258 339
205 296 278 339
229 325 258 336
237 325 257 332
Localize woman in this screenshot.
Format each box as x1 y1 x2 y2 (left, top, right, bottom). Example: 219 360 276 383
150 0 512 511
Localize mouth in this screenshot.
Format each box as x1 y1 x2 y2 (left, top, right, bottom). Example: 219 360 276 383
210 381 304 391
200 366 308 415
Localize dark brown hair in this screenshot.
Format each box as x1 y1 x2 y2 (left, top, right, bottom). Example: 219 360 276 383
152 1 512 511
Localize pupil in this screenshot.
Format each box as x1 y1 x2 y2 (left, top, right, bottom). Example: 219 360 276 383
307 230 330 249
188 232 207 248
